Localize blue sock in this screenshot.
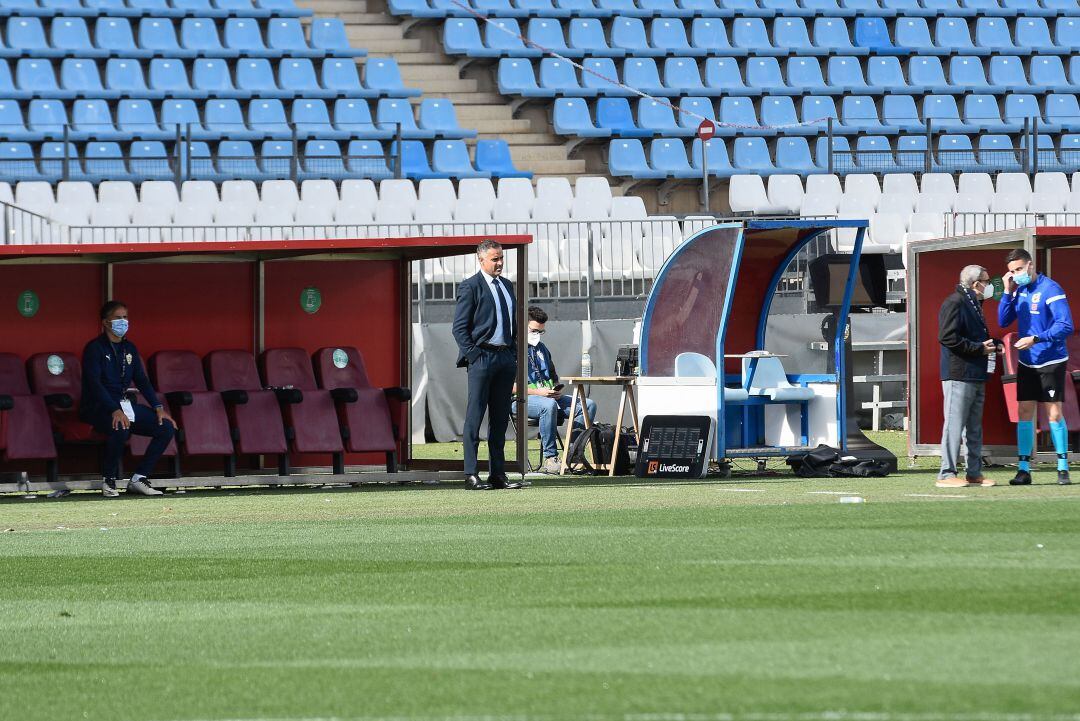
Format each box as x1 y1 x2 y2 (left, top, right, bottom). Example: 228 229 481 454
1050 420 1070 471
1018 420 1035 472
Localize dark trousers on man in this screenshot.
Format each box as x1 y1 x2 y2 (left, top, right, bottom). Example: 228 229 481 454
463 346 517 477
92 403 176 481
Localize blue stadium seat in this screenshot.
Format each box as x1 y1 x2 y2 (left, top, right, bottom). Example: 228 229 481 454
761 95 811 134
882 94 924 132
721 0 773 16
596 0 654 16
623 58 668 95
882 0 934 14
345 139 392 179
895 18 942 54
497 58 544 95
425 0 474 16
554 0 608 17
719 96 768 135
193 58 243 98
596 96 651 136
826 56 869 93
95 17 150 58
182 140 215 180
853 17 901 53
394 139 446 180
812 17 866 55
638 98 686 136
516 0 572 17
223 18 274 57
569 18 624 57
280 58 328 98
704 57 753 95
0 142 36 182
83 141 130 181
310 18 364 57
840 96 887 134
612 16 661 56
774 17 822 55
527 18 572 56
773 136 816 174
267 18 321 57
935 17 984 55
843 0 895 14
936 134 978 172
1046 93 1080 131
1003 94 1042 128
334 98 391 139
181 17 235 57
1029 56 1072 93
977 135 1022 173
172 0 230 18
106 59 159 98
731 18 782 55
322 58 372 97
129 140 173 180
800 95 838 128
434 140 490 178
52 17 106 58
387 0 445 18
922 0 975 15
690 137 733 177
608 139 665 178
866 56 911 92
39 142 81 182
745 57 789 95
922 94 967 132
301 139 346 181
237 58 287 97
1069 56 1080 87
814 135 851 172
139 18 193 57
419 98 476 139
964 94 1017 132
1015 17 1058 55
0 100 34 141
908 56 950 94
664 58 707 94
208 98 261 139
854 136 899 174
7 17 63 57
651 18 700 55
553 97 610 136
71 98 120 140
762 0 812 14
649 138 696 178
677 96 715 132
292 97 345 139
988 56 1033 92
246 98 290 138
129 0 181 16
0 59 26 100
258 139 292 178
377 97 432 139
732 137 775 174
575 59 622 98
364 58 420 97
803 0 855 15
1003 0 1054 14
540 58 588 96
60 59 112 98
0 0 46 15
16 59 65 99
117 99 170 140
975 16 1018 53
1043 0 1079 13
1058 135 1080 170
42 0 99 16
149 58 195 98
951 56 1002 94
474 0 529 16
27 99 69 139
160 98 208 136
219 140 266 181
486 18 542 57
690 18 744 56
640 0 694 15
788 57 829 94
1055 17 1080 51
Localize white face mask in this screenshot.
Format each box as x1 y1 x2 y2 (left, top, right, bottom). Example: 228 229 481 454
980 282 994 300
527 332 542 347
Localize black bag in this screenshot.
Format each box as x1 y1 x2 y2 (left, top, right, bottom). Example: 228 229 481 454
786 444 890 478
594 423 635 476
566 426 601 475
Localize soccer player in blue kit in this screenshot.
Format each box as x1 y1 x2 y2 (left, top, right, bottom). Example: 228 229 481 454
999 249 1075 485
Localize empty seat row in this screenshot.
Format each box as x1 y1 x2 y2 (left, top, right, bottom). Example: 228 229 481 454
0 96 470 142
0 16 362 58
834 133 1080 173
391 0 1080 19
0 57 415 101
0 0 311 18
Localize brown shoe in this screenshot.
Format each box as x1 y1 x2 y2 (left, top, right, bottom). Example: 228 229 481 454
965 475 996 487
935 477 971 488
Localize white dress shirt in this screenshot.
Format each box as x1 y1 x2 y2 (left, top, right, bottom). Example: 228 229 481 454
479 269 514 346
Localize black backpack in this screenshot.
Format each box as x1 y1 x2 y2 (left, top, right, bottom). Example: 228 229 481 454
565 426 601 475
594 423 635 476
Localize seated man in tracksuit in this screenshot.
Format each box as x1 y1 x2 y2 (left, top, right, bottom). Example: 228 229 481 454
998 249 1075 485
80 300 176 497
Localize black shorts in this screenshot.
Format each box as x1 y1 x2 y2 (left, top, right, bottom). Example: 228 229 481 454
1016 361 1068 403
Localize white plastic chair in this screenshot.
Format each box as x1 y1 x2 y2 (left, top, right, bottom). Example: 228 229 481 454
800 193 839 217
56 181 97 211
638 216 680 274
916 193 955 213
299 179 339 205
905 212 945 244
868 212 907 253
835 195 877 251
675 351 749 402
219 180 259 211
0 182 12 204
843 173 882 206
920 173 957 199
254 201 296 239
729 175 784 214
804 174 842 205
497 177 535 213
214 200 255 226
536 176 573 212
743 356 814 401
378 178 418 213
881 173 918 199
97 181 138 212
956 172 994 200
130 203 172 243
139 180 180 211
417 178 456 210
260 179 300 212
994 172 1032 200
180 180 219 207
457 178 496 217
1033 172 1069 203
339 178 377 209
88 202 131 243
767 174 803 215
574 176 613 217
876 193 916 214
15 181 56 214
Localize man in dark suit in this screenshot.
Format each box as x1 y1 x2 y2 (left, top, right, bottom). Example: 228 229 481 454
81 300 176 497
453 239 523 490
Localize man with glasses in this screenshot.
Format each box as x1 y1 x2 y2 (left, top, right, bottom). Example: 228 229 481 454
936 265 1001 488
513 306 597 475
999 248 1075 485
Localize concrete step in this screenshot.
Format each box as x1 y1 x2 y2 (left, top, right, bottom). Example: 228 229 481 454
409 78 480 92
518 159 588 175
395 53 455 65
398 65 464 82
506 144 573 161
351 37 422 52
347 25 408 41
468 118 534 133
487 133 562 145
452 104 514 119
298 0 369 11
336 13 397 24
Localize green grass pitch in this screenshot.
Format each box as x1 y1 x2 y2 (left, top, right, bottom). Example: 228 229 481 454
2 432 1079 721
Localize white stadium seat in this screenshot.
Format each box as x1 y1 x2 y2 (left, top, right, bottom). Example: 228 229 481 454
800 193 838 217
1033 172 1069 202
334 201 375 226
260 180 300 212
729 175 782 214
457 178 496 218
990 194 1029 214
339 179 377 209
214 200 255 226
220 180 259 212
920 173 957 199
916 193 955 214
881 173 918 199
995 173 1032 199
56 181 97 211
905 213 945 244
16 181 55 214
0 182 12 205
957 173 994 200
299 180 338 206
804 174 842 205
97 181 138 212
180 180 219 207
379 179 418 214
575 176 613 217
254 201 296 227
417 179 456 210
454 199 492 223
877 194 916 214
535 177 573 211
868 212 906 253
609 195 647 220
843 174 882 206
130 204 172 243
139 181 180 212
1029 192 1065 214
767 174 803 215
496 177 535 211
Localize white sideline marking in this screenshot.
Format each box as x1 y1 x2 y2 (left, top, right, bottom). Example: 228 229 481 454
806 491 853 495
905 493 969 499
717 488 767 493
167 712 1080 721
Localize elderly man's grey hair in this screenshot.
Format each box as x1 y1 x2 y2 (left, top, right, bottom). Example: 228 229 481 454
959 264 987 289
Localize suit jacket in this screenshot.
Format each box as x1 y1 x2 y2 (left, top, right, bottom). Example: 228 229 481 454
79 334 161 423
452 271 517 368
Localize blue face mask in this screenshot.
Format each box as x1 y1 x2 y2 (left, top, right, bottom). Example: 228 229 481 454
109 318 129 337
1013 268 1033 287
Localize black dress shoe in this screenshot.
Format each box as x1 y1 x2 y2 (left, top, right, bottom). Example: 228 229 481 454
1010 470 1033 486
489 474 523 490
465 474 492 490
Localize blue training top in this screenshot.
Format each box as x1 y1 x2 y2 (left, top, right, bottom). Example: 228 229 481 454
998 273 1074 368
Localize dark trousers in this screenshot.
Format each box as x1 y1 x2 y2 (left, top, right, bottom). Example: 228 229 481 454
92 404 176 481
463 347 517 476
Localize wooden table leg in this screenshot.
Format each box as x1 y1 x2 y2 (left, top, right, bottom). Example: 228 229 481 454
559 383 583 476
608 384 629 477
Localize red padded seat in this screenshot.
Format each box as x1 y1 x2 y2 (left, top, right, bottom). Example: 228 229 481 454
151 351 236 465
205 350 289 464
0 353 57 474
260 348 344 472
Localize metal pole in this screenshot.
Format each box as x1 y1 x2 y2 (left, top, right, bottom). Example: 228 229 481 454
827 117 834 175
290 124 299 184
924 118 932 176
174 122 183 187
1031 115 1039 178
186 123 192 181
395 123 403 179
701 139 709 214
62 125 70 183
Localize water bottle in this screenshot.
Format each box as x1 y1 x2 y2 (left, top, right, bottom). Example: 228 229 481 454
581 351 592 378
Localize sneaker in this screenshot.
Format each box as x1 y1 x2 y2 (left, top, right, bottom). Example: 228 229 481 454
1009 470 1033 486
540 456 562 475
965 475 996 487
935 477 970 488
101 480 119 498
127 478 163 496
1058 470 1072 485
